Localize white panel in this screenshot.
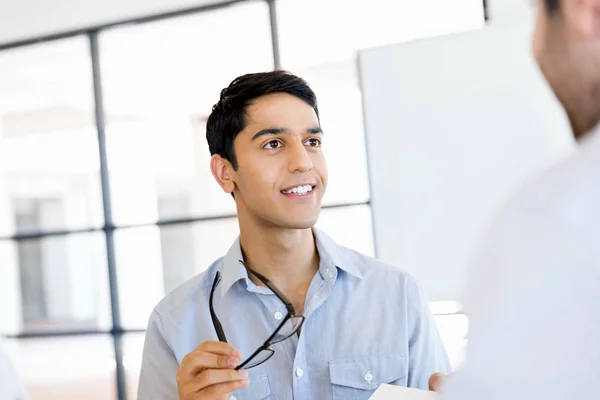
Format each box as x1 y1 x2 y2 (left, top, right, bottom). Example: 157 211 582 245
359 21 575 301
488 0 536 24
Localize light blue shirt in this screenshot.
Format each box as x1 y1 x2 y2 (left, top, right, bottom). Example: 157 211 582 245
138 229 450 399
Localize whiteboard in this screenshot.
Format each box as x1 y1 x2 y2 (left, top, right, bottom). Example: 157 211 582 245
358 20 575 301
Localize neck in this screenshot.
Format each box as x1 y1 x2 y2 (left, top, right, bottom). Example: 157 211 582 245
238 219 319 291
569 109 600 141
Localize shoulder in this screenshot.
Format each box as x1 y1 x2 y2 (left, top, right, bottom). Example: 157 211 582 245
483 139 600 248
336 243 423 299
464 140 600 311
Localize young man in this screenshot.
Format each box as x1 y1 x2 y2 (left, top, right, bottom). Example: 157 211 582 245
440 0 600 399
138 71 450 400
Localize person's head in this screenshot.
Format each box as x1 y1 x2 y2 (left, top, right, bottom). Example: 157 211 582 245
206 71 327 230
533 0 600 138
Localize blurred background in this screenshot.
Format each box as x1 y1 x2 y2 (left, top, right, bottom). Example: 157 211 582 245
0 0 571 399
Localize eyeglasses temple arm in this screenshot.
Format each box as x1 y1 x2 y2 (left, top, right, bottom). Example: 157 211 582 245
241 261 295 314
210 271 228 343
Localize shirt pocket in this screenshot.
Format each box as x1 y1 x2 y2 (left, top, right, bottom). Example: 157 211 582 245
230 374 271 400
329 355 406 400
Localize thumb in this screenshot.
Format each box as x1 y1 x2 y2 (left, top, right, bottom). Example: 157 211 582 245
429 372 447 392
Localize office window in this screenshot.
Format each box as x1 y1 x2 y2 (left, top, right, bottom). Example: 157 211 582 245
0 233 112 335
316 205 375 256
122 332 147 399
99 1 273 226
5 335 117 400
114 218 239 329
0 37 104 237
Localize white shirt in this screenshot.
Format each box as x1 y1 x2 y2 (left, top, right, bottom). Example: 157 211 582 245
0 340 26 400
444 125 600 400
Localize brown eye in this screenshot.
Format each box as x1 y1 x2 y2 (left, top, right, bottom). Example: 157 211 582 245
305 138 321 147
264 140 282 149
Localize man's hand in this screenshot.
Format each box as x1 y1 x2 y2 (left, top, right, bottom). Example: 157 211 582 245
428 372 448 392
176 341 250 400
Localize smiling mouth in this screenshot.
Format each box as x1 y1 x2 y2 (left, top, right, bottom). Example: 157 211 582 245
281 184 315 196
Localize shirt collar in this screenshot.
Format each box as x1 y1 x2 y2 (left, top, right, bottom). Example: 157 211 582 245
219 228 364 297
313 228 363 282
220 236 249 297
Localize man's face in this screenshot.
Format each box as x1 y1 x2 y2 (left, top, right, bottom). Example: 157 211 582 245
533 0 571 111
228 92 327 229
533 0 600 136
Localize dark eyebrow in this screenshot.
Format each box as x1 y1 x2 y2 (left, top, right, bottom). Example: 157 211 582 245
251 126 323 141
307 127 323 135
251 128 286 141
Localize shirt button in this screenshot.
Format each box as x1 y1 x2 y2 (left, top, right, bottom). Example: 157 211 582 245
364 371 374 383
230 396 237 400
274 311 283 320
327 270 333 278
296 368 304 378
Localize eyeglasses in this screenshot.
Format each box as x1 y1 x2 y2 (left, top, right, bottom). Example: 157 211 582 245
209 261 306 370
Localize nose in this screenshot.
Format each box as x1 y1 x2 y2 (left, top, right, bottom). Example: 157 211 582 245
287 141 313 173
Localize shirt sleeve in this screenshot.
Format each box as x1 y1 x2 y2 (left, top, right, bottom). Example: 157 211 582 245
405 275 452 389
137 310 180 400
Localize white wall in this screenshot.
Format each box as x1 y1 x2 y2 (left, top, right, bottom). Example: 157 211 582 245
488 0 535 24
359 19 575 302
0 0 231 45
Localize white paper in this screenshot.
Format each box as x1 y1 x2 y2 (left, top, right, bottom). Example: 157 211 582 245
369 384 441 400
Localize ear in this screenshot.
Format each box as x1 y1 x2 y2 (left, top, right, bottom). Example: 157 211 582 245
564 0 600 40
210 154 236 195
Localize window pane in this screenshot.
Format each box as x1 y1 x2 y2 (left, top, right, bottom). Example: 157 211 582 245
5 335 117 400
0 37 104 236
316 205 375 257
0 233 112 335
115 218 239 329
100 1 273 226
123 332 146 399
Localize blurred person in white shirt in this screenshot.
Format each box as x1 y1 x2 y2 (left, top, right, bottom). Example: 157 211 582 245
0 339 26 400
429 0 600 399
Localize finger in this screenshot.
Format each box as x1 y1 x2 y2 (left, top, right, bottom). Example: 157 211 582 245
201 378 250 398
180 351 241 378
429 372 447 392
197 341 243 359
196 369 249 390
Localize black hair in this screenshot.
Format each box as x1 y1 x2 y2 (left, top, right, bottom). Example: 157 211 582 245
206 70 319 170
544 0 559 13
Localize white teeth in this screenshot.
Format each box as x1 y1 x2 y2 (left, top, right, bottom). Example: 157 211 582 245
284 185 313 195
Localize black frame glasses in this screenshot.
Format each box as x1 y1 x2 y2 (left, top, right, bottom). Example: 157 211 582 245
209 261 306 370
